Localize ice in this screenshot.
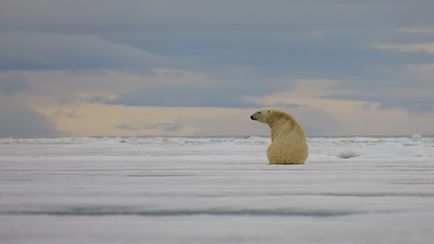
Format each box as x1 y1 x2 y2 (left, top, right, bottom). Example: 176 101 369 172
1 136 434 243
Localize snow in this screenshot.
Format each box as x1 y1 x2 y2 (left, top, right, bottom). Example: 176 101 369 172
0 136 434 243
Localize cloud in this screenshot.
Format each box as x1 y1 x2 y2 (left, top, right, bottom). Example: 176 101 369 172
328 90 434 114
1 70 150 100
34 103 263 136
372 42 434 54
1 68 275 109
327 63 434 114
0 100 57 137
110 83 258 108
109 69 278 108
1 0 433 33
0 72 31 93
0 32 162 70
247 79 339 105
249 79 434 135
1 1 434 136
405 63 434 81
393 27 434 34
116 123 183 133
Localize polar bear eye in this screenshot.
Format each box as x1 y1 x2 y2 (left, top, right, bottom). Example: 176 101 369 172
258 111 261 114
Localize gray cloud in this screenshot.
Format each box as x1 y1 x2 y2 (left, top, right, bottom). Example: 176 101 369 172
0 101 57 137
110 83 257 108
116 123 183 132
107 30 434 79
0 32 161 70
290 106 340 136
0 72 31 93
1 1 433 76
326 61 434 114
0 0 433 118
1 0 433 33
109 74 296 108
328 89 434 114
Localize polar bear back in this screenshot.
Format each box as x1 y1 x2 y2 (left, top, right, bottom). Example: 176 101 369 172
267 133 308 164
267 110 308 164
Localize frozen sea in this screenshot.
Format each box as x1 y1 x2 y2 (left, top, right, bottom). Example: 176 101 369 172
1 136 434 244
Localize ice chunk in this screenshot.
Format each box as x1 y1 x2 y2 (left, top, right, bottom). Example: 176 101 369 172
337 150 362 159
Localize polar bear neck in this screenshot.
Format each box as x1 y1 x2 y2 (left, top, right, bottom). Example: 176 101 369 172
267 112 299 142
269 119 290 141
267 111 297 128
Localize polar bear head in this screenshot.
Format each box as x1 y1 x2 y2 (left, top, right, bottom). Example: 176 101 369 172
250 108 273 124
250 108 299 128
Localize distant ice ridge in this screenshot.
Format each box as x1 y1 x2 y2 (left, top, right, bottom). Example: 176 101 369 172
308 136 434 162
0 136 433 162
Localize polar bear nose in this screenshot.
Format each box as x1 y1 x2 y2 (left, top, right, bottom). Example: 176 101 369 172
250 115 257 120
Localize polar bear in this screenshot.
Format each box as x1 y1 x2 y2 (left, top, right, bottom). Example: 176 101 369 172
250 108 308 164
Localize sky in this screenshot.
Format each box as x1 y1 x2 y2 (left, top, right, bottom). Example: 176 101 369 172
0 0 433 137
